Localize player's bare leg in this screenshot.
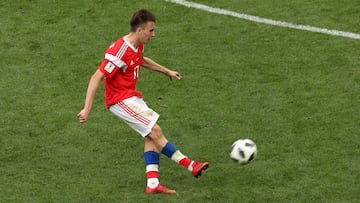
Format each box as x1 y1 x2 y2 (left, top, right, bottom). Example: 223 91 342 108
145 124 168 152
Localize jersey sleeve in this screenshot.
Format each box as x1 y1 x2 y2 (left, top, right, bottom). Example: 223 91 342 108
98 59 119 78
99 52 129 78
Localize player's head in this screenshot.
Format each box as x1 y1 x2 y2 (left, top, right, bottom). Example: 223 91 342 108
130 9 156 32
130 9 156 43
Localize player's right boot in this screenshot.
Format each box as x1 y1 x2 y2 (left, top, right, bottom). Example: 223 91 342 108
191 161 209 178
146 183 176 194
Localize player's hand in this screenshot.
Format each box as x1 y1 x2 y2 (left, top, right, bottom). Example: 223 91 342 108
168 70 182 80
77 109 90 123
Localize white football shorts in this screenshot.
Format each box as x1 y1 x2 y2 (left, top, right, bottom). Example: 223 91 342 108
109 96 159 137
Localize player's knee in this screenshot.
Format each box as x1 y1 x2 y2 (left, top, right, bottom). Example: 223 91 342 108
147 124 168 150
148 124 167 142
150 124 163 137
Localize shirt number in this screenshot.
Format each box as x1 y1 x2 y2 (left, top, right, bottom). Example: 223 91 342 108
134 65 140 79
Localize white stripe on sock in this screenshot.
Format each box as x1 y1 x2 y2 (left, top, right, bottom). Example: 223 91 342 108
171 150 186 163
146 164 159 172
187 161 194 172
147 178 159 189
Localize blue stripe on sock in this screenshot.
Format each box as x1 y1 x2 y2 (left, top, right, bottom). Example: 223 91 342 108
161 142 178 158
144 151 160 165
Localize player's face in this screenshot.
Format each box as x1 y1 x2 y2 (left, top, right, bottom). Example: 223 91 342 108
138 21 156 43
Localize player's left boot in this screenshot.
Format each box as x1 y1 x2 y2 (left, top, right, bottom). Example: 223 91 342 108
191 161 209 178
146 183 177 194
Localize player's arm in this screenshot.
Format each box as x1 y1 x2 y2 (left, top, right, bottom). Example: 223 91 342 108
142 57 182 80
78 69 105 123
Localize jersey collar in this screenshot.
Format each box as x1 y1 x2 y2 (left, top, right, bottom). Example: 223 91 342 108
124 36 139 52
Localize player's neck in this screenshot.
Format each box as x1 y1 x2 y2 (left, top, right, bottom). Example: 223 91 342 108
125 33 140 48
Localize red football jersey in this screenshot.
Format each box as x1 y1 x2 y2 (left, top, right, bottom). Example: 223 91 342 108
99 36 144 108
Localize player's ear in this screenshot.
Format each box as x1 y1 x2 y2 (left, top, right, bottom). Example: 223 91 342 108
136 25 144 33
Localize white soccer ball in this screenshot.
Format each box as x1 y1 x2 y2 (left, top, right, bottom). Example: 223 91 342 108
230 138 257 164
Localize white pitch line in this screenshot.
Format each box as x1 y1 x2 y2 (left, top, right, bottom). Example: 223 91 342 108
166 0 360 40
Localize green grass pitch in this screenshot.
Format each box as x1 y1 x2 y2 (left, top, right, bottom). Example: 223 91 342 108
1 0 359 202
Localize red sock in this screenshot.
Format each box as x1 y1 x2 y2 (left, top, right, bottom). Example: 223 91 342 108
146 170 159 188
179 157 192 168
146 171 158 179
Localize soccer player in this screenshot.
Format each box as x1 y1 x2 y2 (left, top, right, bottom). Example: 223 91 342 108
77 9 209 194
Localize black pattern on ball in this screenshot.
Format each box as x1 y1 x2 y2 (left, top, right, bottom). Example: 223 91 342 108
238 148 245 158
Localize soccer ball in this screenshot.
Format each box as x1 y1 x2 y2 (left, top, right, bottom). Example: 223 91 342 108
230 138 257 164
